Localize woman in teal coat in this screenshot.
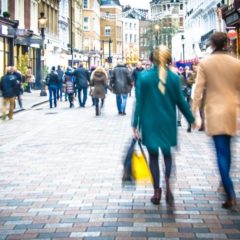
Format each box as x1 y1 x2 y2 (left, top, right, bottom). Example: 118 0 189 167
132 46 194 205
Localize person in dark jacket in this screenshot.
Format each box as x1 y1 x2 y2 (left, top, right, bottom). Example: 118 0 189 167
46 66 59 108
73 63 90 107
132 61 144 88
110 61 132 115
63 67 75 108
56 65 64 101
90 66 108 116
12 66 23 109
0 67 18 120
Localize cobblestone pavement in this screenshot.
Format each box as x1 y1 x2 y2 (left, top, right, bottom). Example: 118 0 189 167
0 93 239 240
0 90 48 116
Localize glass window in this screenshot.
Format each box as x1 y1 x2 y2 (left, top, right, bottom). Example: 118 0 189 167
83 17 89 30
125 34 128 42
83 0 88 8
134 34 137 43
105 26 111 36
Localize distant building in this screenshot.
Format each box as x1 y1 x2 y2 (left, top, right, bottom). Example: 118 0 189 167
82 0 101 67
150 0 185 49
100 0 123 66
122 6 149 64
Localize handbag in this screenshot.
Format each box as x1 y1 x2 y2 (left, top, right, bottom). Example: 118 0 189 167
131 140 152 184
122 138 137 181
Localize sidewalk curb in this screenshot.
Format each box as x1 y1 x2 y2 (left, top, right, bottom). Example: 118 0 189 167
0 99 48 119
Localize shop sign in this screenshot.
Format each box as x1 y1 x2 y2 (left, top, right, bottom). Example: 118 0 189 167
1 25 8 35
225 12 239 25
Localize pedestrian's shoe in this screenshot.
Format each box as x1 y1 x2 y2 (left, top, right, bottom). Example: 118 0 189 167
2 114 6 121
187 124 191 133
151 188 162 205
118 111 122 115
222 198 237 209
122 112 126 115
177 121 181 127
96 107 100 116
166 189 174 205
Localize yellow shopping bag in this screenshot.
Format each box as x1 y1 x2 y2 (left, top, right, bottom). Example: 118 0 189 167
131 141 153 184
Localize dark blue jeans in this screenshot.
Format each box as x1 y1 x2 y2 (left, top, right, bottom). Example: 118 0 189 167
77 87 88 107
213 135 235 200
48 85 57 108
57 84 63 100
116 94 128 113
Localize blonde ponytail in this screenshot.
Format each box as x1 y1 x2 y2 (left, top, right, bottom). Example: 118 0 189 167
153 45 171 94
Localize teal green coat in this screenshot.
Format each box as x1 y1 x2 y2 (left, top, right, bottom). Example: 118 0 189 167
132 66 194 152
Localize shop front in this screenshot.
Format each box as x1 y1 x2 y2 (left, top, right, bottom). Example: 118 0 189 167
0 16 18 77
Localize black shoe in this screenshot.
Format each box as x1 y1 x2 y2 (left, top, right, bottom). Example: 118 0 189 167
118 112 122 115
177 121 181 127
122 112 126 115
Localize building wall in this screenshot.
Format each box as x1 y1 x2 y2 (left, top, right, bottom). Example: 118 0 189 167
83 0 100 52
183 0 224 61
139 20 151 61
30 0 38 33
122 17 139 64
100 5 123 64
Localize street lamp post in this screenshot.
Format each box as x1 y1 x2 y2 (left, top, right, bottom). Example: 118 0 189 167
181 34 185 62
38 12 47 96
154 24 160 46
108 38 112 64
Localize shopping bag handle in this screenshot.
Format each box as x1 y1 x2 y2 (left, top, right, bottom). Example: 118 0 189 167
137 139 148 164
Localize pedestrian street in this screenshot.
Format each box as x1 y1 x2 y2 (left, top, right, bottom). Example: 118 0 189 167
0 93 240 240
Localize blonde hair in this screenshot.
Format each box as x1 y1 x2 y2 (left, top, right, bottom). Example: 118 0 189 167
153 45 171 94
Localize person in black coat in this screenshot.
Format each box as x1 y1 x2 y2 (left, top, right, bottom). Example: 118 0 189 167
0 67 18 120
110 61 132 115
46 66 59 108
73 63 90 107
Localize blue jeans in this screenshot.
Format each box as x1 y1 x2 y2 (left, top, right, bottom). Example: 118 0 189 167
213 135 235 200
48 85 57 108
77 87 88 107
116 94 128 113
57 84 63 100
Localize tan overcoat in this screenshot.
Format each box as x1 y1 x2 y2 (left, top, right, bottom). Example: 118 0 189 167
192 52 240 136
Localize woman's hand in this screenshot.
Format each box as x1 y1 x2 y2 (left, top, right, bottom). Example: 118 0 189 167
133 128 140 140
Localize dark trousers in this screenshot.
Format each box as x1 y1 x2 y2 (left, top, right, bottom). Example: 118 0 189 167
213 135 235 200
49 85 57 108
147 148 172 189
77 87 88 107
68 93 74 108
57 84 63 100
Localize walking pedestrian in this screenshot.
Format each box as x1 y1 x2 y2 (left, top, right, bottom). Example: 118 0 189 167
56 65 64 101
132 45 194 205
12 66 23 109
73 63 90 108
63 67 75 108
46 66 59 108
110 61 132 115
192 32 240 209
90 66 108 116
0 67 18 120
132 61 144 88
25 67 34 93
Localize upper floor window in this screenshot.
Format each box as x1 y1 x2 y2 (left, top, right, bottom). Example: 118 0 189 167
105 26 111 36
83 17 89 30
180 4 183 10
83 0 88 8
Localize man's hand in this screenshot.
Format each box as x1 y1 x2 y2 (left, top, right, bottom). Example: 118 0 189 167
193 112 202 130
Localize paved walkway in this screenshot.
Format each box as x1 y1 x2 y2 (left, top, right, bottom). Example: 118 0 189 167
0 90 48 117
0 93 239 240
